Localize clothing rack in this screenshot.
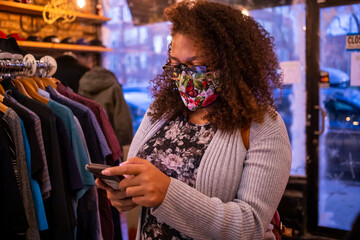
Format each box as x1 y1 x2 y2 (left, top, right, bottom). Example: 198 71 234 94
0 59 32 71
0 54 57 77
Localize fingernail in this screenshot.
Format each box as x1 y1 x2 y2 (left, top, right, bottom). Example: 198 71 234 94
102 169 110 175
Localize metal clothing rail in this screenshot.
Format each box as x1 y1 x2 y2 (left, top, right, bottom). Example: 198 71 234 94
0 54 57 77
0 59 32 71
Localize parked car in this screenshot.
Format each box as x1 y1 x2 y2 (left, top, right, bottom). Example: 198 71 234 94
321 67 350 88
274 68 360 181
323 90 360 130
322 89 360 181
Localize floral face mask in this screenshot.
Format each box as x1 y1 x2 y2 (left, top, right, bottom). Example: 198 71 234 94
163 63 220 111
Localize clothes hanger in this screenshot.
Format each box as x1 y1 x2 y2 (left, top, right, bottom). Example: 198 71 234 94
18 75 41 90
0 84 4 95
40 76 57 88
18 77 49 104
32 76 46 90
0 94 7 113
12 78 32 98
0 101 7 113
49 76 60 84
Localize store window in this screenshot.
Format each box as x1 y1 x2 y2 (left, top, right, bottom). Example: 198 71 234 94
318 4 360 231
102 0 170 134
250 3 306 176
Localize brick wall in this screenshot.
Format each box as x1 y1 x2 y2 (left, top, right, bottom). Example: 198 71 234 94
0 0 98 42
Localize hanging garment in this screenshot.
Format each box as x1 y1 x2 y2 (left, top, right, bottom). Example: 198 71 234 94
1 90 51 199
46 86 111 164
19 118 48 231
97 189 115 240
38 89 94 198
2 109 40 240
53 113 83 193
46 86 115 240
54 114 82 233
76 186 103 240
0 113 28 240
73 116 91 164
46 99 95 200
58 83 124 239
1 85 74 240
79 67 133 147
57 83 121 164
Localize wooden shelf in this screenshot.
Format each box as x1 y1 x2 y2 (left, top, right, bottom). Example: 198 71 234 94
0 1 111 23
18 41 112 52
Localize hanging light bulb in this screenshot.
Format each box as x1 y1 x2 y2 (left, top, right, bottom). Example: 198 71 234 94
77 0 85 8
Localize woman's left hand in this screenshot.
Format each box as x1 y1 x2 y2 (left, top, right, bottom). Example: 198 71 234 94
102 157 171 208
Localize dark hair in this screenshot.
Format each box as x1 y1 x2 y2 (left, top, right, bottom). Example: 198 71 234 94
53 55 90 93
148 0 282 131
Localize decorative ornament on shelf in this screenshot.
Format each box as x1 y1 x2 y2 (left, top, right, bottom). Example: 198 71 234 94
43 0 76 24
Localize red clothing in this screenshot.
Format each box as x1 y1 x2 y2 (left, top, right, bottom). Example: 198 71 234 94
57 83 122 165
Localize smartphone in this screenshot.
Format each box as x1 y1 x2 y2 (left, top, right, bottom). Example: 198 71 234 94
85 163 124 190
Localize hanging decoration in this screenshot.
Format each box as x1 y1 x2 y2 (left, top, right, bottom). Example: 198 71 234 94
43 0 76 24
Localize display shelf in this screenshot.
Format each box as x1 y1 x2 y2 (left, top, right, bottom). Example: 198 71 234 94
0 0 111 23
18 41 112 52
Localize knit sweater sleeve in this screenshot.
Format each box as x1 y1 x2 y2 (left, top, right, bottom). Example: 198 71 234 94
151 116 292 239
127 108 153 160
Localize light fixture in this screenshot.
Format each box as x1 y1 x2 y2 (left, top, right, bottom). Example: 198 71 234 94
353 121 359 126
77 0 85 8
346 117 350 121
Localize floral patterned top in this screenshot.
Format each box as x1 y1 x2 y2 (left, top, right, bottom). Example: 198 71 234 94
138 115 216 240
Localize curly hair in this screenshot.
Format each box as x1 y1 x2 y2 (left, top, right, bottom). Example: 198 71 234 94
148 0 282 131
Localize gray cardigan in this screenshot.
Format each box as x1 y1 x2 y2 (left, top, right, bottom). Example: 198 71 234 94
128 110 292 240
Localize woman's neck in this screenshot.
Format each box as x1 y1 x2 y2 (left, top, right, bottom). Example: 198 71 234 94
188 108 209 125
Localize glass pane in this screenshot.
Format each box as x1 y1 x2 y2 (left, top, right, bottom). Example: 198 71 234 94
250 2 306 176
102 1 170 134
319 4 360 231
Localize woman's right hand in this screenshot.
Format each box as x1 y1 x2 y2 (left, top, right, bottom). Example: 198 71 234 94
95 178 138 212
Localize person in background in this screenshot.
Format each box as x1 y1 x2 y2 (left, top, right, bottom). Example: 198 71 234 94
53 54 90 93
75 52 97 69
97 1 292 239
78 66 133 158
54 52 133 159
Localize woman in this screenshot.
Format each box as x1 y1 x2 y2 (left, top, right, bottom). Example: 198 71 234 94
96 1 292 239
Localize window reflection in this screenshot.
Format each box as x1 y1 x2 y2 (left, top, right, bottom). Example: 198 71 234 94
319 4 360 231
251 3 306 176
